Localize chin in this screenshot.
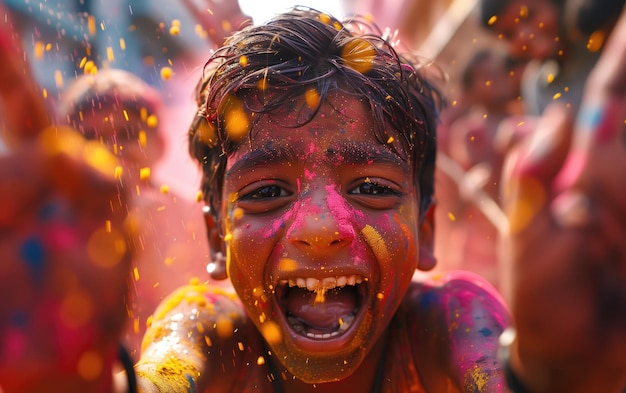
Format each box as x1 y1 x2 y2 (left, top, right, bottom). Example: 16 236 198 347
273 339 368 384
261 304 377 384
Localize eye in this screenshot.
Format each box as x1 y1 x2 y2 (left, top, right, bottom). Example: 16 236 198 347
240 184 289 200
349 179 399 196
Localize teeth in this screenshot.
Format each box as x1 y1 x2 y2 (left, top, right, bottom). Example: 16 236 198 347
306 278 319 291
278 275 364 290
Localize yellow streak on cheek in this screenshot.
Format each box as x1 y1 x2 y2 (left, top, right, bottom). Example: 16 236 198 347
360 224 391 264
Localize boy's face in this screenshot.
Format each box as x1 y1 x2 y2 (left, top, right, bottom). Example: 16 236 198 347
492 0 562 61
219 93 427 383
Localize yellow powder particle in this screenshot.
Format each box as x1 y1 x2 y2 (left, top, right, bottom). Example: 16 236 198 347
138 130 147 146
146 114 158 128
169 25 180 36
224 105 251 142
83 141 118 177
140 167 151 181
304 88 320 109
161 67 173 81
260 321 282 345
233 207 244 220
54 70 64 89
341 39 376 74
34 41 44 59
215 317 234 339
88 15 96 35
257 356 266 365
587 30 605 53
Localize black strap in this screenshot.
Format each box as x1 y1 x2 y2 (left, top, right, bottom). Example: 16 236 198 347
504 358 532 393
119 344 138 393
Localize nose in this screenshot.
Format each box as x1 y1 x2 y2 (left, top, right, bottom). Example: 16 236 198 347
285 185 355 255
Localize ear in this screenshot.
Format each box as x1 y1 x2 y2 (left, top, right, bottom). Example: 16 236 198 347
417 200 437 271
203 205 228 281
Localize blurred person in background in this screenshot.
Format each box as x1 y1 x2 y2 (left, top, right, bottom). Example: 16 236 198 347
57 68 209 357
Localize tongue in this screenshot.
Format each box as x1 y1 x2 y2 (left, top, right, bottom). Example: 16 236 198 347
286 286 357 331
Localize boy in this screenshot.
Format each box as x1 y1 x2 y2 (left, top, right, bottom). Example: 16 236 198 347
133 7 509 392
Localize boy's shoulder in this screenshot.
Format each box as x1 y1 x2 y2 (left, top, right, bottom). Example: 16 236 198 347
403 271 510 334
406 270 506 304
139 280 271 391
395 271 509 390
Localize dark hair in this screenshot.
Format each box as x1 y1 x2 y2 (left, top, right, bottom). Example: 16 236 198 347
188 7 442 218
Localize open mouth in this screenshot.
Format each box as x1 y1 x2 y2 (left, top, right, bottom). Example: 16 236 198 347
276 275 367 340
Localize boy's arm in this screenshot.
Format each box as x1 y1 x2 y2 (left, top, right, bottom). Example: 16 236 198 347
412 272 510 392
133 282 250 392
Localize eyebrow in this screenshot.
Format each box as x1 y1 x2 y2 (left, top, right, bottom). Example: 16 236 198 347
225 144 297 179
329 141 409 172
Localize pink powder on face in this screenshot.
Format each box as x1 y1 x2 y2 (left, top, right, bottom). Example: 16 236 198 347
303 169 314 181
262 207 296 239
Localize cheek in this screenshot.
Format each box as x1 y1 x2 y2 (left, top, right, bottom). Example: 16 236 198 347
226 208 295 278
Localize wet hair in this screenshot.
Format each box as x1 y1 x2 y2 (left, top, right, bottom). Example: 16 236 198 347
188 7 442 218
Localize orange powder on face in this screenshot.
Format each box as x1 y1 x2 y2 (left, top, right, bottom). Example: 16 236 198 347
361 224 391 264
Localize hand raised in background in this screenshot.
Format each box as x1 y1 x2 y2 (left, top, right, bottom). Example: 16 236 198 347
0 4 133 392
500 6 626 393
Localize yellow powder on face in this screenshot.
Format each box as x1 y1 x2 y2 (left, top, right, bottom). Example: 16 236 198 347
360 225 391 264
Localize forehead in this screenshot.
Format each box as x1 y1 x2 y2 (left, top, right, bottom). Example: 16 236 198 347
225 94 410 170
